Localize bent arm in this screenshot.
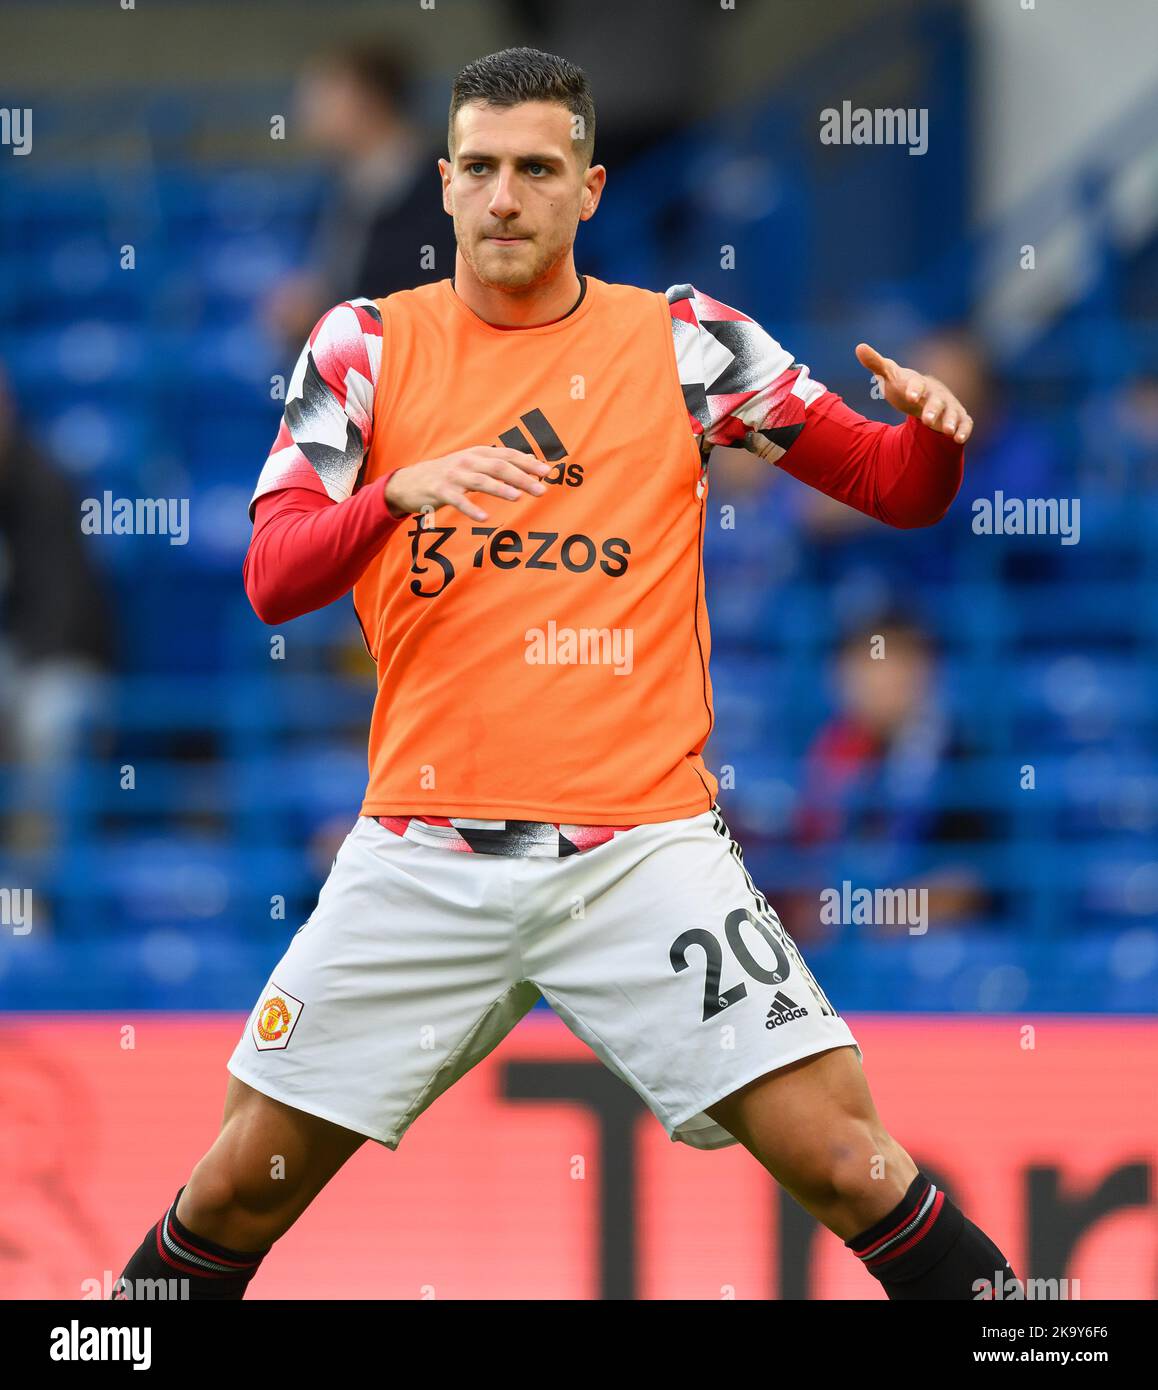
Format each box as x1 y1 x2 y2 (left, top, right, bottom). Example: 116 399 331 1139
666 285 964 529
243 471 403 624
771 390 964 528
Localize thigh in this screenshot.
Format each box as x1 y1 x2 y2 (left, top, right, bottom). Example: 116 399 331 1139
227 817 540 1148
704 1042 883 1181
522 805 862 1151
217 1071 365 1179
180 1073 369 1244
705 1048 918 1235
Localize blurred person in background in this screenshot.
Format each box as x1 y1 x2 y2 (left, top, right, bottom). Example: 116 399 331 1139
780 613 992 943
700 328 1058 593
266 41 456 348
900 327 1054 513
797 328 1055 560
0 368 113 851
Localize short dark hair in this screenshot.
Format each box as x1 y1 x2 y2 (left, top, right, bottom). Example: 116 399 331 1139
448 47 595 167
838 610 936 662
318 42 414 115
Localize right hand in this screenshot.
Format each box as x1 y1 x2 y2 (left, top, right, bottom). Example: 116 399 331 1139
385 446 551 523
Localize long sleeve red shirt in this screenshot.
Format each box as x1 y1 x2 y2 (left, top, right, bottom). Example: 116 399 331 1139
244 393 962 624
243 286 963 624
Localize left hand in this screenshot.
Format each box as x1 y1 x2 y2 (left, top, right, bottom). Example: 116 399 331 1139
855 342 973 444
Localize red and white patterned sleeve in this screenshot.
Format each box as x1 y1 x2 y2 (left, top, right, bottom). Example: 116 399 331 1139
665 284 963 527
243 298 408 624
249 297 383 516
666 283 828 462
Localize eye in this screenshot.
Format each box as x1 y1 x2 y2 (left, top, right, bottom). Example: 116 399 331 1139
466 162 488 175
526 163 547 176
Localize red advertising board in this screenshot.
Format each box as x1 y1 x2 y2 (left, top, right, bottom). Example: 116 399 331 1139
1 1015 1153 1299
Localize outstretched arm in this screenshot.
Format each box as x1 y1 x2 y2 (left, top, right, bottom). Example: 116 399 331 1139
771 382 964 529
667 285 969 528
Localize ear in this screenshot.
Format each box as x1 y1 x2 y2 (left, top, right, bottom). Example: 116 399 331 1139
438 157 454 215
580 163 607 222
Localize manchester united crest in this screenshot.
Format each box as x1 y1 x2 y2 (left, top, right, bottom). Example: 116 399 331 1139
251 983 304 1050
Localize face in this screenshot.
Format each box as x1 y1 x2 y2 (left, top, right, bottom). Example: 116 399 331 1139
298 66 390 153
839 632 931 735
440 100 604 290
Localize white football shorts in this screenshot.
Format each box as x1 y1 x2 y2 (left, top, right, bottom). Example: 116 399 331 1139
227 805 861 1150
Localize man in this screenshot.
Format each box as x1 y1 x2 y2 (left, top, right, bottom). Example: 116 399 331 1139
115 47 1018 1301
786 614 991 942
265 41 456 349
0 366 113 851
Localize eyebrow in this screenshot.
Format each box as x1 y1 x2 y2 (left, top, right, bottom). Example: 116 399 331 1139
456 151 563 165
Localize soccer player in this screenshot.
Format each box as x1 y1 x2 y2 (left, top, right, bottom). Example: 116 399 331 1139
114 47 1019 1301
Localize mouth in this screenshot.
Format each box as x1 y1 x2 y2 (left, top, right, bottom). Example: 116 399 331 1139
485 234 529 246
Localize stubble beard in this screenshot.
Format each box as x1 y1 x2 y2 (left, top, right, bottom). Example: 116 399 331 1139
461 223 571 293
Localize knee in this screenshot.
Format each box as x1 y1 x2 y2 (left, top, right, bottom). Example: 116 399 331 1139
181 1137 295 1229
799 1123 909 1213
833 1126 908 1201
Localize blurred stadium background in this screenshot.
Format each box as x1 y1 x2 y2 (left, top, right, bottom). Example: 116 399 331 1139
0 0 1155 1298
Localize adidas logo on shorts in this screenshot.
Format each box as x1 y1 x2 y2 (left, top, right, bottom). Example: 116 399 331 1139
765 991 808 1029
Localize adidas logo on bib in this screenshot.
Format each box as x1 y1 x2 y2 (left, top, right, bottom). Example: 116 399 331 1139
765 991 808 1029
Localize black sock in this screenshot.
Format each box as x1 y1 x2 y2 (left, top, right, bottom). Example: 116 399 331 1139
845 1171 1022 1300
112 1187 269 1301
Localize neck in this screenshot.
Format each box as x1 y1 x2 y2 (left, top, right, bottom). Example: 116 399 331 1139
451 250 583 328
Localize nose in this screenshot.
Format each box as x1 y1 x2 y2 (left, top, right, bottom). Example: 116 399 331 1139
487 168 521 222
